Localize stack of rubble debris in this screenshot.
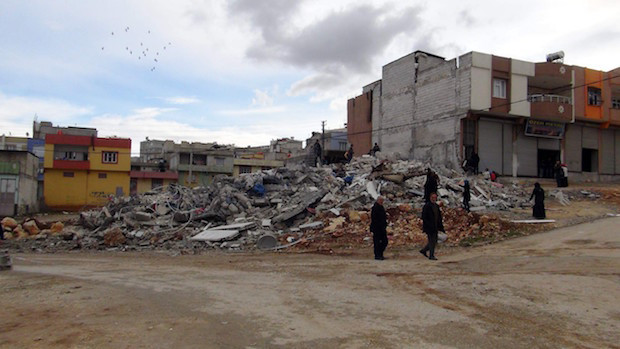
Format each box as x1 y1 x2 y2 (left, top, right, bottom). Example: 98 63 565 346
1 155 542 253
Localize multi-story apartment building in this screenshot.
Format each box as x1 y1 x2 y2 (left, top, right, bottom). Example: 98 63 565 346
165 141 234 187
348 50 620 179
43 134 131 209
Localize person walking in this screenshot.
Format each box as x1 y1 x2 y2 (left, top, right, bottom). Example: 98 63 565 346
420 192 444 260
463 179 471 212
370 196 388 260
423 169 438 203
530 182 546 219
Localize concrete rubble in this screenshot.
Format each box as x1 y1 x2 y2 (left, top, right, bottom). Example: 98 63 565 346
1 155 602 253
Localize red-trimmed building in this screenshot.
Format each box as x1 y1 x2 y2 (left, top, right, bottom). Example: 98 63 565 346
43 133 131 209
130 170 178 194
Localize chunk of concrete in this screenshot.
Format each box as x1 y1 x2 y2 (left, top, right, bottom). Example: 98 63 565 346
190 229 241 242
299 221 323 230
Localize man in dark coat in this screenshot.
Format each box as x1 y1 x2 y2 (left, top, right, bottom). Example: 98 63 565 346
463 179 471 212
371 143 381 156
530 182 546 219
469 152 480 174
420 192 444 260
370 196 388 260
423 169 438 203
312 140 322 167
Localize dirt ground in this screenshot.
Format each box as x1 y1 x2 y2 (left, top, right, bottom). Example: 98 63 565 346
2 214 619 348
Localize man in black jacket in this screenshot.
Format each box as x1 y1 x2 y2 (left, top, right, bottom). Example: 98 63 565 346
423 169 438 203
420 192 444 260
370 196 388 260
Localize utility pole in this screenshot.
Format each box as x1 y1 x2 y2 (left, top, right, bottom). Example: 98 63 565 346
321 120 326 162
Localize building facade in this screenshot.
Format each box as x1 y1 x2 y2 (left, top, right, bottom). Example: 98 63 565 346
0 150 39 216
306 128 348 163
166 142 234 187
43 134 131 209
348 50 620 179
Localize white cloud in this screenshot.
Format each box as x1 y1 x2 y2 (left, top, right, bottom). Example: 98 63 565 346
218 106 286 116
0 92 93 136
251 89 274 107
163 96 201 105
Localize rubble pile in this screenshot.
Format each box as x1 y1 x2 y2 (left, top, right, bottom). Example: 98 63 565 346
279 206 520 253
1 155 537 253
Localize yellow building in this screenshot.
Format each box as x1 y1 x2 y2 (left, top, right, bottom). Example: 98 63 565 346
233 158 284 176
43 134 131 210
130 171 178 195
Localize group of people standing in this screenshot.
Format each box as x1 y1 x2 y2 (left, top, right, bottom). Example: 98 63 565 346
312 140 356 167
371 169 446 261
371 164 551 261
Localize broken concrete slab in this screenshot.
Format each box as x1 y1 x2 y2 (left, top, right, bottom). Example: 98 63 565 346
213 222 255 231
190 229 241 242
299 221 324 230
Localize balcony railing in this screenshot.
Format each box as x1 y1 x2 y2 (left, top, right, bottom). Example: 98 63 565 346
528 94 572 104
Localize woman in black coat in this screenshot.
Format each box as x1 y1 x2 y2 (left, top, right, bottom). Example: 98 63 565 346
529 182 546 219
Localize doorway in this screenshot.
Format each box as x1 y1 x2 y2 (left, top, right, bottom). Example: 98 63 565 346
537 149 560 178
582 148 598 172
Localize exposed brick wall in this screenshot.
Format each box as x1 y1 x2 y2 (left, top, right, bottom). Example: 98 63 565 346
371 52 472 167
346 92 373 156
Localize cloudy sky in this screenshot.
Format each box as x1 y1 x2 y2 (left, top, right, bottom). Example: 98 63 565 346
1 0 619 155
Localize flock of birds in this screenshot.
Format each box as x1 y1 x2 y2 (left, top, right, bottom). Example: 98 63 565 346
101 26 172 72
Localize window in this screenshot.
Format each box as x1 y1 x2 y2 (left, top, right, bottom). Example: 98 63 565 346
339 141 347 151
151 178 163 189
239 165 252 174
5 144 16 150
64 151 77 160
588 87 602 106
98 173 107 179
462 120 476 161
493 79 507 99
102 151 118 164
612 97 620 109
63 172 74 177
215 157 225 166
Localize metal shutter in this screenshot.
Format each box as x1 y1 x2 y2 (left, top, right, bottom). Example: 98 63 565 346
502 124 513 175
478 120 503 174
601 130 614 174
537 138 560 150
517 130 537 176
565 125 582 172
582 127 598 149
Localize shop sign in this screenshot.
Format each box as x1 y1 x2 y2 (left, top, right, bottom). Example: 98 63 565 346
525 120 565 139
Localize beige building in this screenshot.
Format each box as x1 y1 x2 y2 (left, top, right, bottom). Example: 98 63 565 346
0 150 39 216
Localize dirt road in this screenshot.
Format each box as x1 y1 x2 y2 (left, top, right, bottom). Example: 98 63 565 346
1 217 619 348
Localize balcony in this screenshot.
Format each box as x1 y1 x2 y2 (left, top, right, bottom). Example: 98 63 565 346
529 94 573 122
52 159 90 170
531 62 572 90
